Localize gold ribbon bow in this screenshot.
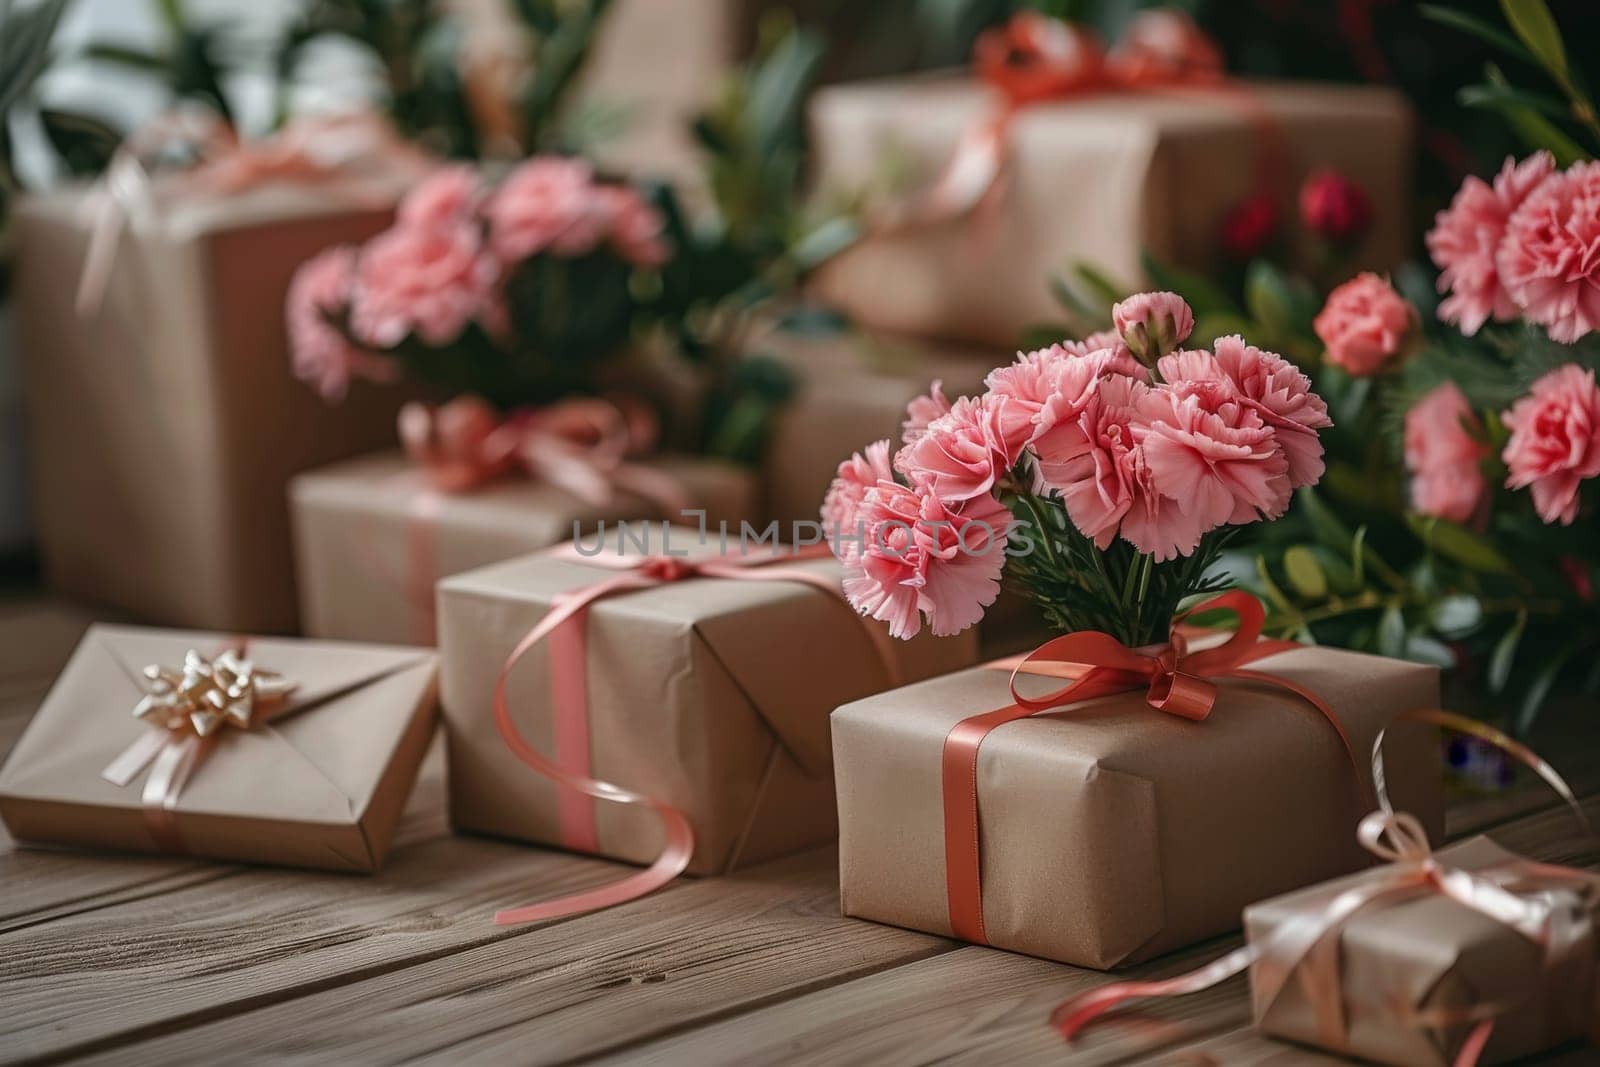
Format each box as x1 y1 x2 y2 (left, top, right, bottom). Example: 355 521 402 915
102 644 298 852
131 648 297 739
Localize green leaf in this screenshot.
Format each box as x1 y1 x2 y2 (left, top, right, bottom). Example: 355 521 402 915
1515 640 1576 735
1427 594 1483 637
1139 249 1236 318
1458 83 1570 120
1254 555 1294 614
1404 634 1457 669
1377 604 1406 658
1282 546 1328 600
1351 525 1369 587
1297 486 1354 550
1487 611 1526 693
1500 0 1568 81
79 42 170 72
1477 63 1590 165
1244 260 1297 337
1070 262 1126 309
1405 513 1514 574
1419 5 1535 64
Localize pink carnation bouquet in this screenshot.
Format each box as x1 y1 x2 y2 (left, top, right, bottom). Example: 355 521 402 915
822 292 1331 645
287 157 669 408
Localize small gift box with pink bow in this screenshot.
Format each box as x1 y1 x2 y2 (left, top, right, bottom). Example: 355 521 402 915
808 9 1414 349
435 523 976 923
824 292 1445 967
1054 718 1598 1066
0 625 438 871
291 398 756 646
13 112 432 633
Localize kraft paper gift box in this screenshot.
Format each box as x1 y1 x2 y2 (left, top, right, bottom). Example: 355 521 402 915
832 645 1444 969
12 182 411 634
808 76 1414 348
1244 835 1600 1065
291 451 759 645
437 525 978 876
0 625 438 872
759 326 997 529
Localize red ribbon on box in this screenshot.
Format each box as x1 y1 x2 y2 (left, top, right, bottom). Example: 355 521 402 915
889 10 1286 235
941 590 1366 945
491 541 904 926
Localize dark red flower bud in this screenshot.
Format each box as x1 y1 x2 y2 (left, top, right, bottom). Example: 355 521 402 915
1219 193 1278 261
1299 168 1374 244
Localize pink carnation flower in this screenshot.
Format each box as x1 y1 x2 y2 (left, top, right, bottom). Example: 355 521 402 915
1140 388 1292 532
1496 160 1600 344
896 394 1022 502
487 156 610 262
1207 335 1332 488
902 380 954 446
351 222 504 347
1502 364 1600 525
821 439 895 560
398 165 482 231
842 482 1011 639
1426 152 1555 335
1403 382 1487 524
1313 272 1416 376
597 184 671 268
286 245 395 401
1112 291 1195 363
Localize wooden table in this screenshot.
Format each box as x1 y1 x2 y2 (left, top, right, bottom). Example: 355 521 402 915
1 597 1595 1065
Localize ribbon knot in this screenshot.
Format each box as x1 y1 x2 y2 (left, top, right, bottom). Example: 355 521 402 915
1358 810 1434 867
636 556 698 582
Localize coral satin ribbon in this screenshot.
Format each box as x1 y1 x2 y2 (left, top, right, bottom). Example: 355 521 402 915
75 110 428 316
492 544 903 926
1049 710 1597 1067
394 396 690 646
894 15 1285 232
943 590 1363 945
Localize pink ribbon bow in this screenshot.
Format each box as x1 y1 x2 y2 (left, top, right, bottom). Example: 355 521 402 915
491 542 903 926
943 590 1364 946
75 108 432 316
1049 709 1597 1067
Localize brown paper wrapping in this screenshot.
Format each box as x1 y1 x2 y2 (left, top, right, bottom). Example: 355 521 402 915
437 525 978 876
833 646 1444 969
291 451 759 645
809 76 1414 348
0 625 438 872
13 184 411 633
1246 837 1600 1065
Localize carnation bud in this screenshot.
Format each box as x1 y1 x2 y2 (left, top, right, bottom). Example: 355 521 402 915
1220 193 1279 262
1299 169 1373 246
1112 291 1195 366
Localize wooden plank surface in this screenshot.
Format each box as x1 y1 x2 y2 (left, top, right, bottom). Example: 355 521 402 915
1 595 1596 1067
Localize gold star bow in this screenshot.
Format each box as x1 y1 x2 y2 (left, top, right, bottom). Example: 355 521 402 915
132 649 297 738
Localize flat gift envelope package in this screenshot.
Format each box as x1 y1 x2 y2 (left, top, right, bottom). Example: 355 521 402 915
0 626 438 872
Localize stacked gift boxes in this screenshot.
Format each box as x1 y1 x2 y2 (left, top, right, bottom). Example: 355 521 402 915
9 7 1599 1062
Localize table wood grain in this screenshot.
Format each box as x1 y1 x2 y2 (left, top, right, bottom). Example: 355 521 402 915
0 598 1593 1066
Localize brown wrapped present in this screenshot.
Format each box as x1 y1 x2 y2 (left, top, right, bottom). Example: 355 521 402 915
759 326 998 528
808 76 1413 348
0 625 438 872
291 450 757 645
14 174 417 633
1243 828 1599 1065
437 525 977 878
833 643 1443 968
